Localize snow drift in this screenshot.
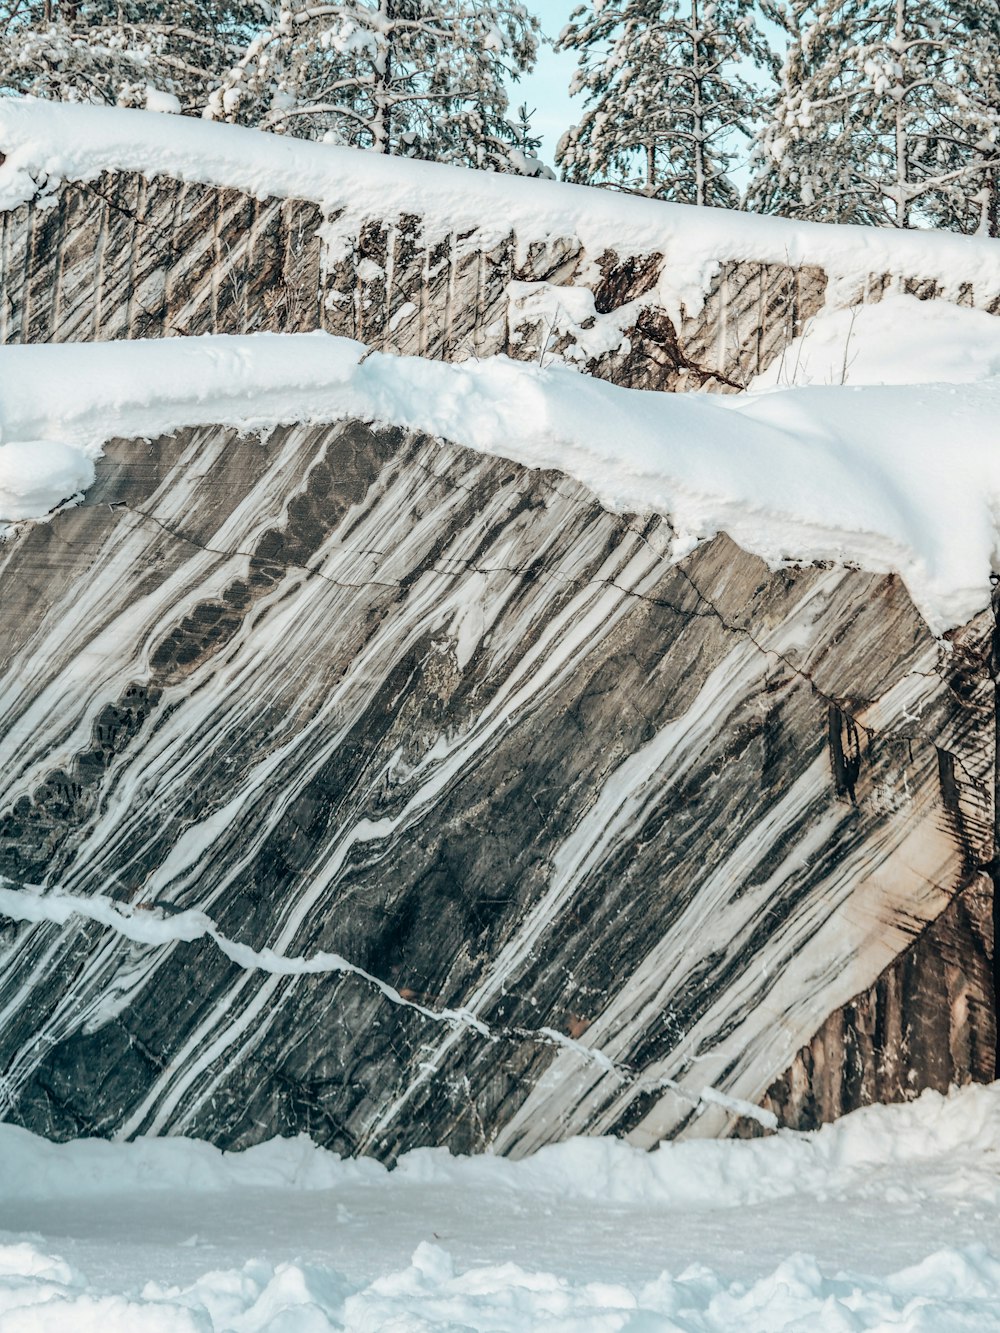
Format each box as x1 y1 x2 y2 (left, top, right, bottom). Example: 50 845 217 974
4 1085 1000 1330
2 329 1000 632
750 291 1000 389
3 1079 997 1212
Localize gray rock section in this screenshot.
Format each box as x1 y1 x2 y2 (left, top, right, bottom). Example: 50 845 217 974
0 422 991 1155
3 169 997 391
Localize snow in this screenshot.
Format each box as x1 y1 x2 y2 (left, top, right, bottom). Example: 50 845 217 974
143 87 182 115
4 1083 1000 1328
751 292 1000 388
0 438 94 521
507 279 635 364
3 98 1000 320
2 328 1000 633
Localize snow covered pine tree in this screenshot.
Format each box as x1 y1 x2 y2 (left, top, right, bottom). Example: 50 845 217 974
750 0 1000 233
0 0 259 112
556 0 771 205
208 0 539 171
939 0 1000 235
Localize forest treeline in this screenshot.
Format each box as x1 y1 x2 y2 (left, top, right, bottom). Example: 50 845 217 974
2 0 998 234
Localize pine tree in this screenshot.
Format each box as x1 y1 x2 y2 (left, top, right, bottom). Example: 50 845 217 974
746 0 828 218
512 101 541 156
0 0 258 111
932 0 1000 235
208 0 538 171
555 0 772 207
749 0 1000 232
508 102 555 177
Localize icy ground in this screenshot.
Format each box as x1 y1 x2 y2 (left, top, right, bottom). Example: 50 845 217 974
2 1084 1000 1330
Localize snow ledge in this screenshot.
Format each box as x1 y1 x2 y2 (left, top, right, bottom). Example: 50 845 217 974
3 98 1000 320
0 330 997 634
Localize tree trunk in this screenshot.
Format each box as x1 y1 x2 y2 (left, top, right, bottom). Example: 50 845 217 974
372 0 394 154
987 84 1000 239
690 0 706 208
892 0 909 226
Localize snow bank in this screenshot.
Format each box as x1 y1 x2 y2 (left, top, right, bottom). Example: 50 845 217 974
0 1122 384 1199
2 331 999 633
2 98 1000 317
751 292 1000 388
4 1086 1000 1329
2 1081 997 1209
0 439 93 520
4 1237 1000 1332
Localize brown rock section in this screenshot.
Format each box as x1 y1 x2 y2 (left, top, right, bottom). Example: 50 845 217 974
744 611 999 1132
753 877 995 1131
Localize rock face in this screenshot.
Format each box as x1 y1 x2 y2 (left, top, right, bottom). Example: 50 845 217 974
0 421 992 1155
6 166 1000 394
757 877 996 1133
0 108 998 1150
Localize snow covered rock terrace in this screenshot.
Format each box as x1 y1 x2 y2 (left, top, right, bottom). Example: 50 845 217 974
4 100 1000 390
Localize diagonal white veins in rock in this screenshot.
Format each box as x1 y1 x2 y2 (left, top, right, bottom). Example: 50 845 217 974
0 880 777 1132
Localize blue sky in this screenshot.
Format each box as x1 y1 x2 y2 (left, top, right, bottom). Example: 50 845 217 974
512 0 578 161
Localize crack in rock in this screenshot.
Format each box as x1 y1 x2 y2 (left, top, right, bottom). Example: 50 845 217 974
0 879 778 1130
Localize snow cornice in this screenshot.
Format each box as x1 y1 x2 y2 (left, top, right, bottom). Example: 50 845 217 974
0 330 997 634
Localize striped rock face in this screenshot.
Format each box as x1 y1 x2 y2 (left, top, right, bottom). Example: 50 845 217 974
0 169 830 391
0 421 991 1156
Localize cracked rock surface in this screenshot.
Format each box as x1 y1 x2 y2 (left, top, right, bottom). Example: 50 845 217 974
0 421 992 1156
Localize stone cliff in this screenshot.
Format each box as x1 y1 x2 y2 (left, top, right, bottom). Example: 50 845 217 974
0 102 997 1154
0 413 992 1154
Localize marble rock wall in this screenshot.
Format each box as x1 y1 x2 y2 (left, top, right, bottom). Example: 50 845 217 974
0 168 977 391
0 421 992 1154
0 154 997 1146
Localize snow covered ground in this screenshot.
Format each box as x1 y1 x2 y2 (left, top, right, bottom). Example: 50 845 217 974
2 1084 1000 1329
749 292 1000 389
